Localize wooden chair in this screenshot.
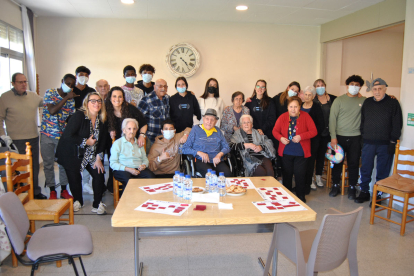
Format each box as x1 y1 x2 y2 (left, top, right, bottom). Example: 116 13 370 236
1 152 29 204
370 140 414 236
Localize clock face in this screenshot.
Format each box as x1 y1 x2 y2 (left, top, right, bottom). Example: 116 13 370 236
166 43 200 78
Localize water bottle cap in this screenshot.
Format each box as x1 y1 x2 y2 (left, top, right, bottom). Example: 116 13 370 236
175 171 180 174
180 173 184 176
185 175 191 178
219 172 224 176
212 171 216 174
207 169 212 172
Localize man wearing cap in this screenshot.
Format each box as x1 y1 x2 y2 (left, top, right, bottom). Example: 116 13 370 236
355 78 402 206
182 108 231 177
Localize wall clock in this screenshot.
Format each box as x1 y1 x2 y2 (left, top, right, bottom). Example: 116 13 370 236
165 43 200 78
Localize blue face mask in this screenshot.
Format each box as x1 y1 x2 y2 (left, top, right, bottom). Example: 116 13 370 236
316 87 325 96
177 87 186 93
142 74 153 83
61 82 72 93
126 76 136 84
288 89 297 97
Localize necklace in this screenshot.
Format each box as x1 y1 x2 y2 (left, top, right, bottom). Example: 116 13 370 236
288 112 300 140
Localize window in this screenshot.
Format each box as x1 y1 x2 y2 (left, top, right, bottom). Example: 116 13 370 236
0 20 24 95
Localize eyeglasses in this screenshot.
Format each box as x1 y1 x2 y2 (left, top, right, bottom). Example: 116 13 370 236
256 85 266 89
88 99 103 104
157 85 168 88
14 81 28 85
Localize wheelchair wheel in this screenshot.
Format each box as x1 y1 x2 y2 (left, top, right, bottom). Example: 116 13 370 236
182 159 192 177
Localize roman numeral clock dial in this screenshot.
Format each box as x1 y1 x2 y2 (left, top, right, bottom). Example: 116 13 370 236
166 43 200 78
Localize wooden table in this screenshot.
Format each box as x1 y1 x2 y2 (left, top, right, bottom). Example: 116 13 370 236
112 176 316 276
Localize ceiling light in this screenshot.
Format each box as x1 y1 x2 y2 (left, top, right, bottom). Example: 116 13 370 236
236 5 248 11
121 0 134 4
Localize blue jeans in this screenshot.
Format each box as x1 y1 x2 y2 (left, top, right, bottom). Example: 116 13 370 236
360 143 393 193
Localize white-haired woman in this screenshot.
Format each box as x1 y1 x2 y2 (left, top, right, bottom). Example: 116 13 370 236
56 92 107 214
301 86 324 193
110 118 155 196
230 115 276 176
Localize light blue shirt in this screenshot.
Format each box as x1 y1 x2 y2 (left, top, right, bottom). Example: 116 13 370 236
110 136 149 171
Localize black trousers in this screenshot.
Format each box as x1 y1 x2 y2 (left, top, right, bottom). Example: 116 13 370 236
282 154 307 196
113 169 155 195
195 160 232 177
14 137 41 195
331 135 362 186
155 173 175 178
65 164 105 208
315 135 330 175
305 136 320 193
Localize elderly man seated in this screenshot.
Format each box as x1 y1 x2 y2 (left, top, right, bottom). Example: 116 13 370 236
110 118 155 194
182 108 231 177
148 119 191 178
230 115 276 176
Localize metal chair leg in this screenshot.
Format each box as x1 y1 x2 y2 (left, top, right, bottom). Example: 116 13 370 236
79 256 87 276
69 256 80 276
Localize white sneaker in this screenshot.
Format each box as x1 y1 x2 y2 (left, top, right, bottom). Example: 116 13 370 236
73 200 83 212
83 183 94 195
92 202 107 215
316 175 324 187
310 181 317 190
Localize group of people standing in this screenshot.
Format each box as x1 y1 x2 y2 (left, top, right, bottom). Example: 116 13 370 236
0 63 402 213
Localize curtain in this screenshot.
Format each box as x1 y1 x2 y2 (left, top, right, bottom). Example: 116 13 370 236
21 5 36 92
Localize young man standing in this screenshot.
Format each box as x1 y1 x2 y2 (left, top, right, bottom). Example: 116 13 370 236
73 66 96 109
136 64 155 96
122 65 144 107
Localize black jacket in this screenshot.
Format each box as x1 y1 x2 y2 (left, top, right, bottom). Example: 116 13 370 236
169 92 201 133
272 92 288 120
313 93 337 137
303 103 324 137
135 80 154 96
73 85 96 109
245 96 276 140
56 110 107 170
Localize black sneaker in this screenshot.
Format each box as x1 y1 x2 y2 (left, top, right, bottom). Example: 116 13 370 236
355 191 370 203
34 193 47 199
329 184 340 197
297 194 306 203
369 193 382 208
348 186 356 200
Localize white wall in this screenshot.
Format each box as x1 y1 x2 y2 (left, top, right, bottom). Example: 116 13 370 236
35 17 320 105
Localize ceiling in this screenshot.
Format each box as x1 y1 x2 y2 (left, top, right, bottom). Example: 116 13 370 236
14 0 385 26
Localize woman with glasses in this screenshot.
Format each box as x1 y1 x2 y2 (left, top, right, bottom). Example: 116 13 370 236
198 78 226 127
56 92 108 214
220 91 250 143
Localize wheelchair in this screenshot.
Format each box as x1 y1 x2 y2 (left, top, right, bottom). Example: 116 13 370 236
228 149 278 177
180 152 239 178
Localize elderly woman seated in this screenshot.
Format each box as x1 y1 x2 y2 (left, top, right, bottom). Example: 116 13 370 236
182 108 231 177
110 118 155 194
230 115 276 176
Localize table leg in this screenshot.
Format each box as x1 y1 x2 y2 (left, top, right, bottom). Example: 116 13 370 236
134 227 143 276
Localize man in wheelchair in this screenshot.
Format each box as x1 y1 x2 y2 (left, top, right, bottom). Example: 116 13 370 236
182 109 232 177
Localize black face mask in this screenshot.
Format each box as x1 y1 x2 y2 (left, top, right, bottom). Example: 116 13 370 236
207 86 217 94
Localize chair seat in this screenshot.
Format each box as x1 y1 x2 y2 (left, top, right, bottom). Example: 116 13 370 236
26 224 93 261
377 174 414 193
18 193 29 203
299 229 318 263
24 199 69 217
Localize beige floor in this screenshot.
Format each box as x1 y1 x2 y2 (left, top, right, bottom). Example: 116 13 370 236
1 164 414 276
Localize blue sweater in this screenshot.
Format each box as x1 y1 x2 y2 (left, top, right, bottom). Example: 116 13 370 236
182 125 230 162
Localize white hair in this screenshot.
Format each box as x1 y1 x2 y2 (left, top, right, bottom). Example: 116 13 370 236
303 86 316 97
240 114 253 125
121 118 139 136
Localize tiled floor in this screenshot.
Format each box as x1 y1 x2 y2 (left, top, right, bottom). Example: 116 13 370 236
1 165 414 276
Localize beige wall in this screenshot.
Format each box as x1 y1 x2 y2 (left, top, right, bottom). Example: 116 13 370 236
0 0 23 29
35 17 320 106
320 0 406 43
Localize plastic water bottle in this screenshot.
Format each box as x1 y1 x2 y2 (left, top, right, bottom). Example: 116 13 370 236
173 171 180 195
218 172 226 197
210 171 217 193
183 175 193 200
205 169 212 192
177 172 185 198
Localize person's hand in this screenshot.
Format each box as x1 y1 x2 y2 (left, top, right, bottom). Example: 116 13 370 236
138 164 146 171
244 143 255 150
65 91 79 99
280 137 290 145
292 135 301 143
331 138 338 149
93 157 105 174
179 134 188 144
213 153 223 167
86 135 96 146
110 131 116 141
126 167 140 175
389 95 396 100
190 91 195 95
160 148 173 162
246 97 252 103
257 129 264 135
197 151 210 163
137 135 145 147
233 126 240 132
254 145 263 153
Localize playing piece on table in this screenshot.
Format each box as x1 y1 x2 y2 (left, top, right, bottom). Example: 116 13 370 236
226 178 256 189
255 187 296 202
135 200 191 216
252 200 307 213
193 205 206 211
139 182 174 194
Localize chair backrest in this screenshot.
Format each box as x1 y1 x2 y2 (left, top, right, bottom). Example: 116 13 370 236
393 140 414 176
0 192 30 255
0 151 7 185
5 143 34 200
307 207 363 273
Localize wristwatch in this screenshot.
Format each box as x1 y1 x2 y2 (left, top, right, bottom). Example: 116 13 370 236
140 133 146 138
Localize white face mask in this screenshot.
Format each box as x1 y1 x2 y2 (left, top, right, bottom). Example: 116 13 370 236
288 89 297 97
348 85 360 95
142 74 153 84
162 129 175 140
77 76 89 85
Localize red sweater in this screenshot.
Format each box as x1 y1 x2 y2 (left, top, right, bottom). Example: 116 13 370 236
272 112 317 158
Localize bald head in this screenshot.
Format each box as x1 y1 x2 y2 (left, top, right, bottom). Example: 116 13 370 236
154 79 168 99
96 79 110 100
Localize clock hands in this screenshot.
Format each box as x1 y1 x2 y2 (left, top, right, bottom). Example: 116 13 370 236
180 57 190 70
